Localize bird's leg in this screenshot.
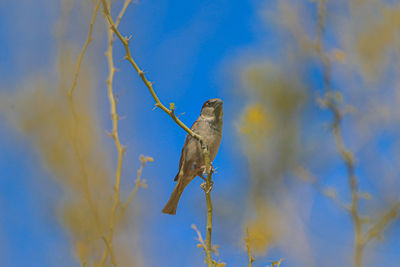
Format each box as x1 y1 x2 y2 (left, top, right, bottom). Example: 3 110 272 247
199 163 214 193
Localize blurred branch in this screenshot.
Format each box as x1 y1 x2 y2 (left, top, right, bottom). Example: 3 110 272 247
268 259 283 267
295 166 349 211
315 1 363 266
69 0 101 96
315 2 400 265
68 34 119 264
68 94 117 266
245 227 255 267
119 155 152 218
100 1 215 266
363 200 400 244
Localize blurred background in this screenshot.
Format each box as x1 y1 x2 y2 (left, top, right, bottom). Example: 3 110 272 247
1 0 400 266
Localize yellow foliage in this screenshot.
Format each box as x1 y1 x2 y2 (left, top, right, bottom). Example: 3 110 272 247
354 4 400 79
246 212 275 255
238 104 274 141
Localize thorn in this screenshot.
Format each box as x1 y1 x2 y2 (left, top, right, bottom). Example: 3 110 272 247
121 146 127 154
106 130 113 138
177 112 185 118
152 103 160 111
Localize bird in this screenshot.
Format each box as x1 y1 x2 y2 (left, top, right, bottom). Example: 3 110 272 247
162 98 223 215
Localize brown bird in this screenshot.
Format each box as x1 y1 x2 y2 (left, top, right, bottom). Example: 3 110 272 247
162 98 223 215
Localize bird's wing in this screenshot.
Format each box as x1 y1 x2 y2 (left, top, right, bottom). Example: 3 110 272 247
174 119 200 181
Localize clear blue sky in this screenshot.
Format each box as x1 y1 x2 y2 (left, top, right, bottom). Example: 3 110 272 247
1 1 400 267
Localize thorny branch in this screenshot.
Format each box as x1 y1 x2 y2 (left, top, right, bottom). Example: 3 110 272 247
68 1 150 266
99 0 135 266
100 1 215 266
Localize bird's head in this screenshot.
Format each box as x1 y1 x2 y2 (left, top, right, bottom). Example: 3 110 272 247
201 98 223 120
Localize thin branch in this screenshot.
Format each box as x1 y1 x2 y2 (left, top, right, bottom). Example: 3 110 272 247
191 224 207 251
99 0 207 148
204 169 214 267
100 1 215 266
295 166 350 212
245 227 255 267
69 0 101 96
315 1 362 266
363 200 400 244
119 155 152 218
115 0 132 28
98 0 132 266
67 1 120 264
101 236 119 267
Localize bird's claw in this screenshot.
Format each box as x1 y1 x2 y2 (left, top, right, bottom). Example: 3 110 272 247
201 181 214 193
200 164 215 175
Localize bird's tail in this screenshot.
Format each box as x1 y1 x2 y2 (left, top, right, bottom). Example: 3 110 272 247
162 179 188 215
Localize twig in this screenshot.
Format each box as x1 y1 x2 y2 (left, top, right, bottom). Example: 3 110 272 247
100 1 215 266
119 155 152 218
191 224 207 251
69 0 101 96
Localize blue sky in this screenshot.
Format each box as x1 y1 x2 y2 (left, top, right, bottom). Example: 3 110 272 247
1 0 400 267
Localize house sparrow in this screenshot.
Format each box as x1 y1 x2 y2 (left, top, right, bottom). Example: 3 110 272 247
162 98 223 215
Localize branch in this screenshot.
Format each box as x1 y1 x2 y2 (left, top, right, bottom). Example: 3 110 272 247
99 0 206 148
69 0 101 96
363 200 400 244
98 0 132 266
119 155 152 218
315 1 362 266
68 94 119 267
204 168 214 267
191 224 207 251
100 1 215 266
245 227 255 267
